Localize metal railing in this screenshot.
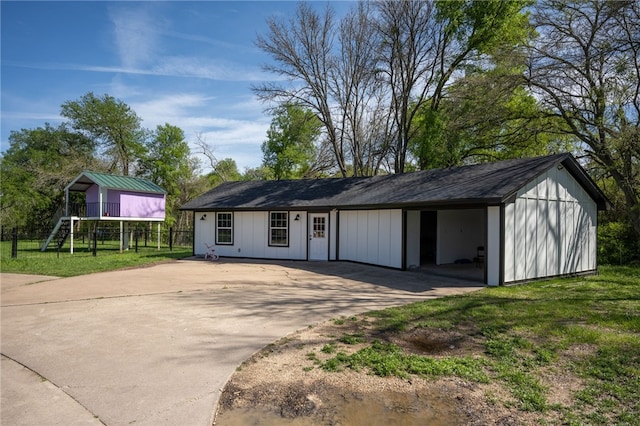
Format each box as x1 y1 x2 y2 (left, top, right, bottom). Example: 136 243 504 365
86 202 120 217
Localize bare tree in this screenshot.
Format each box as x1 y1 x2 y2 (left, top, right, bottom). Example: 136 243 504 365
375 0 440 173
330 2 390 176
255 0 534 175
254 3 348 176
527 0 640 242
193 132 219 172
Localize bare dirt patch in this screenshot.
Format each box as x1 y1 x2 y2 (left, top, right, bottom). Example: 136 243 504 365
214 315 543 425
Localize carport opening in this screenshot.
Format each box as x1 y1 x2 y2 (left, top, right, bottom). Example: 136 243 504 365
409 209 485 283
420 211 437 264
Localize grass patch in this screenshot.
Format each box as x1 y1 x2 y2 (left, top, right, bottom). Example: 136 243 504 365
338 333 366 345
321 266 640 423
321 344 336 354
1 240 192 277
322 340 488 382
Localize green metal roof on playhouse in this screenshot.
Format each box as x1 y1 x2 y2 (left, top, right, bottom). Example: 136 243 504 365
65 171 166 194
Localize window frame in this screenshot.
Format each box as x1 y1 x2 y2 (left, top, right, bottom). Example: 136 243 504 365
312 215 326 238
268 211 289 247
215 212 234 245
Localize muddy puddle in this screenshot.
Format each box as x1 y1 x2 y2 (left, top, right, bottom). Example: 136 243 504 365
215 388 468 425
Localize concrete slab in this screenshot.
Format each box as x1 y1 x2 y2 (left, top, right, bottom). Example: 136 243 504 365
1 259 483 425
1 355 102 426
0 273 60 292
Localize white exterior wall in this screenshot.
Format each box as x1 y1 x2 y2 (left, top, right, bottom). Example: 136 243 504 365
436 209 485 264
338 209 403 268
194 211 308 260
487 206 501 286
503 167 597 283
329 210 338 260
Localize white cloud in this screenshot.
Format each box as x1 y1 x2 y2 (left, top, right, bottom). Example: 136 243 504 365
0 111 62 122
109 5 162 69
198 120 269 146
127 92 269 171
130 93 212 125
163 30 259 55
9 58 272 82
152 56 268 81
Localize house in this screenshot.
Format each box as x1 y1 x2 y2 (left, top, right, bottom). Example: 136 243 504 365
181 153 609 286
42 171 166 252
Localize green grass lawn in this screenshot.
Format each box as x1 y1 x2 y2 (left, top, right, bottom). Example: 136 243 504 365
0 240 193 277
319 266 640 425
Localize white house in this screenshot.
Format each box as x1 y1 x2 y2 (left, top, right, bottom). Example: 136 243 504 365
181 153 608 286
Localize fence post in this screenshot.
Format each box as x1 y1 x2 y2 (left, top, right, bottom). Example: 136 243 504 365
11 227 18 258
169 227 173 251
93 231 97 257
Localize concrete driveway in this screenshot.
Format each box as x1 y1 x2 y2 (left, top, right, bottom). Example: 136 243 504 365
1 259 483 425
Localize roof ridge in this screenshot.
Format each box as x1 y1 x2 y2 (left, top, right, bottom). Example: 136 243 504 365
69 171 167 194
180 152 606 211
84 170 153 180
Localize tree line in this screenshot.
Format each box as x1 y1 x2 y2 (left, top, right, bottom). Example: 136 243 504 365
0 92 248 235
258 0 639 261
1 0 638 261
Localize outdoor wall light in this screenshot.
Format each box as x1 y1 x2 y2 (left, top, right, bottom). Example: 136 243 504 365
200 214 207 221
294 214 300 221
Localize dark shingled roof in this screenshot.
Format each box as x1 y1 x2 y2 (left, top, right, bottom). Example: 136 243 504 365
181 153 609 211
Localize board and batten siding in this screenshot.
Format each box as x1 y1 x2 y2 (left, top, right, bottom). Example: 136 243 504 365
194 211 307 260
338 209 403 268
503 166 597 283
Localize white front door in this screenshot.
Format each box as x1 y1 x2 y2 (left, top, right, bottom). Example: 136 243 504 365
309 213 329 261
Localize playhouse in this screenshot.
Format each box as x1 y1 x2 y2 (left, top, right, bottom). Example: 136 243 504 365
43 171 166 252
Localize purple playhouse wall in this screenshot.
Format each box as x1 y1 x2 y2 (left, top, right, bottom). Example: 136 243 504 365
84 184 165 218
109 190 165 218
86 185 99 203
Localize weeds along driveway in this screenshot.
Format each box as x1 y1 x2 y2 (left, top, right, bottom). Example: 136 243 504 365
1 259 483 426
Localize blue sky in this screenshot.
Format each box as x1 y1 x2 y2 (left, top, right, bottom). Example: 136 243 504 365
1 1 350 172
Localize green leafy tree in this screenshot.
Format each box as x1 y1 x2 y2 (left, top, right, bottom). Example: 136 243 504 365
208 158 243 186
61 92 145 176
409 71 577 169
0 123 98 231
137 124 193 227
241 166 273 181
262 104 322 180
375 0 534 173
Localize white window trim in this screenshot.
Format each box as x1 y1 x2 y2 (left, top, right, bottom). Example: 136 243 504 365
216 212 233 245
269 211 289 247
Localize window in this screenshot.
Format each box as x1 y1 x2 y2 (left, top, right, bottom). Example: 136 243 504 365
216 212 233 244
312 216 325 238
269 211 289 246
